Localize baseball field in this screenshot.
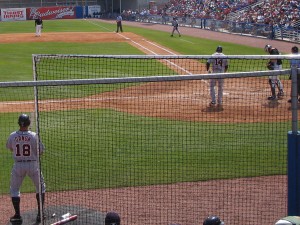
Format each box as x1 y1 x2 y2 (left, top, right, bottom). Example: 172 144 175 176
0 19 294 225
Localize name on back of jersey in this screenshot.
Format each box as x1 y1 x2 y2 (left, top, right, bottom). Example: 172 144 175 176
14 135 31 142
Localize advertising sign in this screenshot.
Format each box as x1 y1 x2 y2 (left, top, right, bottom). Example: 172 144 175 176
87 5 101 17
1 8 26 21
27 6 76 20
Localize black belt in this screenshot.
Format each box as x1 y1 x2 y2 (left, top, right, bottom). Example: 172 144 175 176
16 160 36 162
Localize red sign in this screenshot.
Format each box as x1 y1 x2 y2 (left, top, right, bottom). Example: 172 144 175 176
27 6 76 20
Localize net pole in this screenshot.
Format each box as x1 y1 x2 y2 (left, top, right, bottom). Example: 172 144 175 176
287 131 300 215
32 55 44 221
291 67 299 133
288 67 300 215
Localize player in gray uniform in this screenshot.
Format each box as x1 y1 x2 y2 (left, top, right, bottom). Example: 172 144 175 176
206 46 229 108
170 17 181 37
6 114 46 224
264 44 284 100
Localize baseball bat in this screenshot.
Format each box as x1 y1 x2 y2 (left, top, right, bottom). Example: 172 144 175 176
50 215 78 225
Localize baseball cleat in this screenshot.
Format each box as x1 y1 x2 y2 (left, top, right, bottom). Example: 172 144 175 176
209 101 216 107
267 96 277 100
36 214 46 223
10 214 23 223
277 91 284 98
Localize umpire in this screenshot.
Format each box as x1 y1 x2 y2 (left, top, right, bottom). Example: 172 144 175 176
116 15 123 33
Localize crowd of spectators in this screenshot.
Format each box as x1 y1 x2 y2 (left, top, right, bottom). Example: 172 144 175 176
234 0 299 28
157 0 255 20
117 0 299 30
160 0 299 28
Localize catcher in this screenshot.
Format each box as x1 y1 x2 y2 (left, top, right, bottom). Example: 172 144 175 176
265 45 284 100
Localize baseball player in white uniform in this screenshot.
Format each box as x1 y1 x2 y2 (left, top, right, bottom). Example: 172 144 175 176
206 46 229 108
35 16 43 37
6 114 46 224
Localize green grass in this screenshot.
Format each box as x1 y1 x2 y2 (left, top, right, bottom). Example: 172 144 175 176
0 110 287 192
0 19 288 193
0 42 143 82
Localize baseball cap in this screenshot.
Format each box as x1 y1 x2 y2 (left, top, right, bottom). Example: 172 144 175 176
292 46 299 53
105 211 120 225
264 44 272 52
203 215 224 225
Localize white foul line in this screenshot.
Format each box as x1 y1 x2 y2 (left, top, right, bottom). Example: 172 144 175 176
85 19 208 83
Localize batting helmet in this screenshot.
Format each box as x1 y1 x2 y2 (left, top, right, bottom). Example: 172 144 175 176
216 46 223 53
275 216 300 225
292 46 299 53
18 114 31 127
105 211 120 225
264 44 272 53
203 216 224 225
269 48 280 55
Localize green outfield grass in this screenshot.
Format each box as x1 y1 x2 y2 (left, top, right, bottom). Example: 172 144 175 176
0 19 288 194
0 19 270 82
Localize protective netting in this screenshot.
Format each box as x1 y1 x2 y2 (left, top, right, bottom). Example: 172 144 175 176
0 54 298 225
